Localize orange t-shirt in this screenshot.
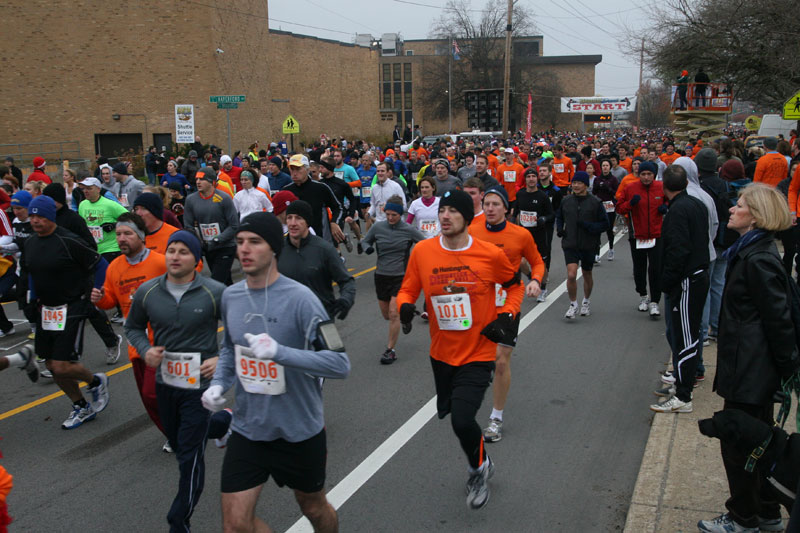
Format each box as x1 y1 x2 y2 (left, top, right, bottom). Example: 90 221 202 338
145 222 204 272
469 220 545 284
660 152 680 166
486 154 500 178
551 156 575 188
396 236 523 366
619 157 633 173
497 162 525 202
786 164 800 215
616 174 640 201
753 152 789 188
96 251 167 360
218 171 236 194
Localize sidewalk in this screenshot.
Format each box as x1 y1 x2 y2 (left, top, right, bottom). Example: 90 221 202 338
624 343 792 532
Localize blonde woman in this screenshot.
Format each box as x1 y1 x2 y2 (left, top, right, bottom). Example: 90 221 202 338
62 168 78 210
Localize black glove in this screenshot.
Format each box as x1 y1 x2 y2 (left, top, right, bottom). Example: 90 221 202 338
480 312 514 344
332 298 352 320
697 418 718 438
657 204 669 215
556 229 564 238
365 246 375 255
400 303 416 334
629 194 641 206
101 222 116 233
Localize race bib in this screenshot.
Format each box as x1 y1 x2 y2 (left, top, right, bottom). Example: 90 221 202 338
199 223 221 241
120 193 129 207
89 226 103 243
636 238 656 249
334 171 344 179
603 201 615 213
351 186 360 197
41 304 67 331
161 351 201 390
519 211 538 227
431 293 472 331
494 283 507 307
235 344 286 395
553 163 565 173
419 219 439 237
503 171 516 183
361 186 371 199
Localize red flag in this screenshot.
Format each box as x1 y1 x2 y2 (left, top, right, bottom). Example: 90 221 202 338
525 93 533 143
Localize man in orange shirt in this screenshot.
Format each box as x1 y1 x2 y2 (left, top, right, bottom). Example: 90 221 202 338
659 142 680 166
135 193 205 273
753 137 789 187
550 144 575 188
469 186 544 443
397 189 523 510
90 212 168 440
497 148 525 214
618 145 633 173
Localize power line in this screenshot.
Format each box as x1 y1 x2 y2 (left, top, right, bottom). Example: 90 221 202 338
304 0 381 33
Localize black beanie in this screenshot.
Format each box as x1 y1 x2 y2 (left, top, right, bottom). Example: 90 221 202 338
43 182 67 206
133 192 164 220
439 189 474 225
285 200 314 228
238 212 284 258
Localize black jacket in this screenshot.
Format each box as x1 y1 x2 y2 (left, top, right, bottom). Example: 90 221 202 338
698 171 737 249
660 190 709 293
714 236 800 405
516 188 555 232
556 194 609 252
55 206 95 248
282 178 342 239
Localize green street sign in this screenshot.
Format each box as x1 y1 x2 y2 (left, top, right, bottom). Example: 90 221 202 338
210 95 245 103
217 102 239 109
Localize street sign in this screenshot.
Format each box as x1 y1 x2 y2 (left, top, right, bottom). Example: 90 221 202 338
782 89 800 120
210 95 246 103
282 115 300 134
217 102 238 109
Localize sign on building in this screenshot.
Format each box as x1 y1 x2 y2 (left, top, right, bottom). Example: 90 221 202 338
175 104 195 144
560 96 637 113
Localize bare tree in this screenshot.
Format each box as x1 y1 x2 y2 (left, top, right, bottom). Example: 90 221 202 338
637 80 671 128
621 0 800 109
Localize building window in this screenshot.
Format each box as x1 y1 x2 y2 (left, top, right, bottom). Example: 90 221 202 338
405 50 414 56
394 90 402 109
403 63 411 81
393 63 401 81
383 85 391 108
383 64 391 81
404 90 412 109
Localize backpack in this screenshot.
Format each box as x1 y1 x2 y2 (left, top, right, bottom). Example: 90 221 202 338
700 176 737 248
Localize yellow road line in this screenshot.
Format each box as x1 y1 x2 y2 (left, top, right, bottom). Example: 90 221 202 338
0 268 377 421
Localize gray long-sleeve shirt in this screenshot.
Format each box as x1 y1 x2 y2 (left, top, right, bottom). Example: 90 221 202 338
211 276 350 442
184 190 239 250
363 219 426 276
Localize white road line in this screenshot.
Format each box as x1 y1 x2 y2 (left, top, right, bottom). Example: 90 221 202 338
287 231 626 532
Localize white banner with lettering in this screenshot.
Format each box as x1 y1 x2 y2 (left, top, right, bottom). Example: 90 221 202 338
175 104 195 144
560 96 637 113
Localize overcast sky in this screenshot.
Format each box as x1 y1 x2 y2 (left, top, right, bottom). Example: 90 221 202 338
269 0 653 97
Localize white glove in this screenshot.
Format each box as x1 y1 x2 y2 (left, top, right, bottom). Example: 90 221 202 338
245 333 279 360
201 385 226 412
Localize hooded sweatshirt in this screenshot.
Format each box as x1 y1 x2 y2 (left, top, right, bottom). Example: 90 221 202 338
674 157 718 262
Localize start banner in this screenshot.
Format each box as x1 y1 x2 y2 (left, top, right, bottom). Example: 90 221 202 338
560 96 636 113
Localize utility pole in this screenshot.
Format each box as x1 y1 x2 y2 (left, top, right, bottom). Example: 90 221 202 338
448 34 453 133
501 0 513 137
637 38 644 127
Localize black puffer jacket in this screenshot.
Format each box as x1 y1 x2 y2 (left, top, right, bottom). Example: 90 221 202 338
714 235 800 406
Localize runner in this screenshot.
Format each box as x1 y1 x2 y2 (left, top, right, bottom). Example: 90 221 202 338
184 167 238 285
406 176 441 239
462 177 486 226
22 195 109 429
356 153 376 233
397 189 523 509
368 161 406 223
363 196 426 364
550 144 575 189
282 154 345 245
233 170 272 220
0 344 37 382
592 160 620 262
469 186 544 443
77 176 129 263
318 157 357 252
515 166 556 301
556 171 609 319
432 159 462 197
125 230 229 531
202 212 350 533
497 148 525 218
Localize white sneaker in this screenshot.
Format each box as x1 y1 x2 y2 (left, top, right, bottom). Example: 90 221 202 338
106 334 122 365
87 373 109 413
594 254 601 264
162 440 174 453
536 289 548 303
638 296 650 312
661 371 676 384
649 302 660 318
62 403 97 429
650 395 692 413
565 304 578 320
607 249 615 261
580 301 590 316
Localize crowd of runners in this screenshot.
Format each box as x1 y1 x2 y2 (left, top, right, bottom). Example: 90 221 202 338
1 124 799 532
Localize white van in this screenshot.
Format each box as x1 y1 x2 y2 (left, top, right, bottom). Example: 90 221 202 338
757 114 796 139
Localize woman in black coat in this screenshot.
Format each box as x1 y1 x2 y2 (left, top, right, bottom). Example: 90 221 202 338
698 183 799 533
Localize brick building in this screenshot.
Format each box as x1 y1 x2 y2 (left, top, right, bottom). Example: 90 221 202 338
0 0 599 166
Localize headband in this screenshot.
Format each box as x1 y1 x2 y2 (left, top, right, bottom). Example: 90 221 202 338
116 221 145 241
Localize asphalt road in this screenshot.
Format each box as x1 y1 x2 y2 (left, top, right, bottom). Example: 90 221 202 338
0 229 669 532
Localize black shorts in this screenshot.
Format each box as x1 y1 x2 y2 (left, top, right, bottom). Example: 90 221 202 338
563 248 596 271
35 300 90 362
374 273 405 302
497 312 521 348
430 357 494 420
220 429 327 494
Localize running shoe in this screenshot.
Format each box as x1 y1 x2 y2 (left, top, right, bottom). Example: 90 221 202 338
697 513 758 532
466 456 494 510
110 311 124 324
343 234 353 253
106 334 123 365
537 289 548 303
565 304 578 320
483 418 503 442
88 373 109 413
36 357 53 379
638 296 650 312
594 254 601 264
654 385 675 397
580 301 590 316
40 369 53 379
380 348 397 365
420 311 429 321
607 249 615 261
703 338 711 347
162 441 174 453
707 331 718 342
695 373 705 383
649 302 660 318
28 328 35 340
214 408 234 448
650 396 692 413
0 326 14 337
62 403 97 429
357 240 364 255
661 370 675 384
757 516 784 532
19 345 38 383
